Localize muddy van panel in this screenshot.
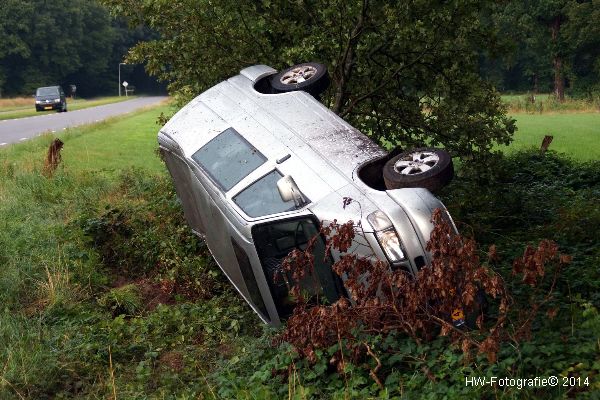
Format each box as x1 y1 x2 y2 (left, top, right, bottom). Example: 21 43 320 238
224 74 387 178
214 85 349 192
158 63 456 325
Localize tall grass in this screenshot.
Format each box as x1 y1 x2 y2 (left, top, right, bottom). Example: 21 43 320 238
0 105 259 398
0 97 35 109
503 93 600 113
0 108 164 398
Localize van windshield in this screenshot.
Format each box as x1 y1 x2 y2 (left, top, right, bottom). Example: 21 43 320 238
252 217 343 318
233 170 297 217
36 87 59 96
192 127 266 191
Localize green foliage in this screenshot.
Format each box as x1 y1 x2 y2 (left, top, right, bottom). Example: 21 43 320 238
482 0 600 100
0 0 159 97
563 0 600 97
0 161 260 398
78 169 229 300
98 284 142 316
101 0 515 162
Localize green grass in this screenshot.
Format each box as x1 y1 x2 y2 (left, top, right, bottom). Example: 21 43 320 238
505 112 600 161
0 96 139 121
0 104 170 174
0 104 260 398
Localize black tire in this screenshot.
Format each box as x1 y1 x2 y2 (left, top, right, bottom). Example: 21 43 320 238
270 62 330 97
383 148 454 192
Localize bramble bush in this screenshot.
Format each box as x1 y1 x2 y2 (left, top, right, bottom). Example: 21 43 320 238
211 150 599 399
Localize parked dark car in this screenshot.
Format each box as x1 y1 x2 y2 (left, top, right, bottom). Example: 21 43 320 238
35 86 67 112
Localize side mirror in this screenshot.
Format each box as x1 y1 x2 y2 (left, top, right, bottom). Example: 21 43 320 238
277 175 306 207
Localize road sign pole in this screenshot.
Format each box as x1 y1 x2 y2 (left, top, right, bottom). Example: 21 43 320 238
118 63 127 97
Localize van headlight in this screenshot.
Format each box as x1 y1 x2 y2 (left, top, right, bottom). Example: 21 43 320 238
35 100 41 104
367 210 406 262
54 99 61 103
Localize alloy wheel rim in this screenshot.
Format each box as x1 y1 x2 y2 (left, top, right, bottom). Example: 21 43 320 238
393 151 440 175
280 65 318 85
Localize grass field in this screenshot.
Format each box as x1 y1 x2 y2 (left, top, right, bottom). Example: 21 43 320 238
506 112 600 161
0 96 138 121
0 103 265 398
1 104 169 173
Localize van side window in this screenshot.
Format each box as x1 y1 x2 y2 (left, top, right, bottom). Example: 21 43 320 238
230 239 270 321
192 127 266 191
233 170 302 217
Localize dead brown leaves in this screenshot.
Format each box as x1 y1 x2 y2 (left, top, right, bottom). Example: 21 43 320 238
279 209 571 380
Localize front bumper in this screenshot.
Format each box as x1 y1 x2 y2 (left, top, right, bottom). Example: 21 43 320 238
36 103 61 111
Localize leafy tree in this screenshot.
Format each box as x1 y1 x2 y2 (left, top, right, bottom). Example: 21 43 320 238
0 0 34 95
481 2 554 94
481 0 600 101
101 0 516 161
0 0 160 97
563 0 600 98
533 0 569 102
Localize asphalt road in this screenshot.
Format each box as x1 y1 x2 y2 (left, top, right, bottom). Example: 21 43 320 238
0 96 167 147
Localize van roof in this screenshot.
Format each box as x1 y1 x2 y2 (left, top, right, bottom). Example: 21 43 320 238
161 67 385 186
158 66 398 228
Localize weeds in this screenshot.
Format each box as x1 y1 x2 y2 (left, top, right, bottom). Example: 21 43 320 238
504 93 600 113
98 284 142 316
33 263 81 312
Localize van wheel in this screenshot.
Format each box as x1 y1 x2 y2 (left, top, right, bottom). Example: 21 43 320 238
382 148 453 192
270 62 330 97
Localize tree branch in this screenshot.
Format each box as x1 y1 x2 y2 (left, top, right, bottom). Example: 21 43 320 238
332 0 368 114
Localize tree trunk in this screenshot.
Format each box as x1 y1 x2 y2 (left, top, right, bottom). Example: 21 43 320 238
550 16 565 102
553 57 565 102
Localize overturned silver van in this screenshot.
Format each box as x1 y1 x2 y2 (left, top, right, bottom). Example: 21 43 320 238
158 63 456 325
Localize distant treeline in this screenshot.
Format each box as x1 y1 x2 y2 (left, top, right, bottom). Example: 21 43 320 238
480 1 599 99
0 0 164 98
1 0 598 99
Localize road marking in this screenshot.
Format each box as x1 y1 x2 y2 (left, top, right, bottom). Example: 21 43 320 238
0 142 7 146
19 138 27 141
